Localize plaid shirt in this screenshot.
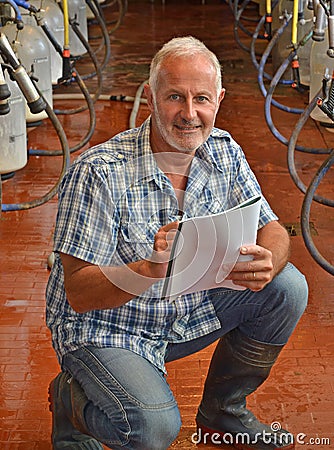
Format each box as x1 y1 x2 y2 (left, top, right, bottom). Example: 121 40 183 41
46 118 277 373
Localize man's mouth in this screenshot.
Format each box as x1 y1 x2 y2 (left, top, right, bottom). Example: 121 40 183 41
174 124 201 131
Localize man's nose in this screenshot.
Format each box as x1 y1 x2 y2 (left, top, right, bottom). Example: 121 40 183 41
181 99 196 121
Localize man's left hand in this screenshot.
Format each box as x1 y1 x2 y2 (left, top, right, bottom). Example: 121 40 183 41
227 244 274 292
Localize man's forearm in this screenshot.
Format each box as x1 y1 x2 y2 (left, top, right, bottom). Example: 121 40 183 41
62 256 162 313
257 220 290 277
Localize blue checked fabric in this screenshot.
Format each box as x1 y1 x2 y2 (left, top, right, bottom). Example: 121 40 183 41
46 118 278 373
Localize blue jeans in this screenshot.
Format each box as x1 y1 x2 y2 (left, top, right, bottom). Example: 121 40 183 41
62 262 308 449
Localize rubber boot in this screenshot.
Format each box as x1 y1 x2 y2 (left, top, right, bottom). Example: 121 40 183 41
48 372 104 449
196 328 294 449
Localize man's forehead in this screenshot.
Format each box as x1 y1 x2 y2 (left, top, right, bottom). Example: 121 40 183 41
158 56 217 84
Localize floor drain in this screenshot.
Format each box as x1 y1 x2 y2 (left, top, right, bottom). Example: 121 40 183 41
284 222 318 236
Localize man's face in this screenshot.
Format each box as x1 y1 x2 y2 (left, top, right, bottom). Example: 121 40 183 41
145 55 225 154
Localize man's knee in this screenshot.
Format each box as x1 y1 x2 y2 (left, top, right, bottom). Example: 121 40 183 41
100 405 181 450
137 407 182 450
272 262 308 317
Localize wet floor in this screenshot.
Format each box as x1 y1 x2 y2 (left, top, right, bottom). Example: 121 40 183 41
0 0 333 448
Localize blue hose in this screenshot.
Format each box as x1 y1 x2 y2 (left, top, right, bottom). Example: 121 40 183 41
11 0 30 8
0 0 23 23
258 17 302 114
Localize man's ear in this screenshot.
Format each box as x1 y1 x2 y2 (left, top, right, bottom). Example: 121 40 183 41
144 84 154 111
218 88 226 104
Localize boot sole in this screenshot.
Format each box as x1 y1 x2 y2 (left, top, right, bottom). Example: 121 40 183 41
196 422 295 450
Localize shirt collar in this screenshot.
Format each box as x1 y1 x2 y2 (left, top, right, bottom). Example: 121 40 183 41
133 119 226 185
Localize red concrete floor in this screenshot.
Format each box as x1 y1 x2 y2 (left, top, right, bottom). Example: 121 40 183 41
0 0 334 448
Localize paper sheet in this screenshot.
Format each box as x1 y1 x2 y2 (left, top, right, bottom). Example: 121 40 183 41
162 195 262 301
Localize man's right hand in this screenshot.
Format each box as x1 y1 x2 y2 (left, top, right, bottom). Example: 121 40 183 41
146 221 179 279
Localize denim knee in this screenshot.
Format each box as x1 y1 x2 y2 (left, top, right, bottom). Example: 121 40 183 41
129 406 182 450
238 262 308 344
99 404 182 450
270 262 308 320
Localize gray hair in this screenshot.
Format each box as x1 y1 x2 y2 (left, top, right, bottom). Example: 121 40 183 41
148 36 222 94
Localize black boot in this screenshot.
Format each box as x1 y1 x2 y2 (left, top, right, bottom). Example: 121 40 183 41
48 372 104 449
196 328 294 449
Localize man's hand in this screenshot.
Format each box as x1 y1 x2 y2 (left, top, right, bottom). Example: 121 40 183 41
145 221 179 279
226 220 290 292
227 244 274 291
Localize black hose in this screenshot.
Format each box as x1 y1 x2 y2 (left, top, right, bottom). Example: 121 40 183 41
104 0 126 36
1 91 70 211
287 89 334 204
29 71 96 156
301 149 334 275
234 0 262 53
83 0 111 75
258 17 299 112
251 15 271 76
251 16 294 93
264 52 332 152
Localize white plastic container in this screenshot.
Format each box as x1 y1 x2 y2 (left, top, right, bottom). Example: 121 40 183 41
21 0 65 85
2 22 53 123
0 69 27 174
64 0 88 56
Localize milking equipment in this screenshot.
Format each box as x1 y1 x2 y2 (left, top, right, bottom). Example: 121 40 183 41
20 0 65 84
59 0 88 57
230 0 334 275
0 24 46 177
1 19 53 123
0 59 27 175
0 0 68 211
0 0 99 157
308 0 334 126
270 0 314 83
25 0 98 155
0 0 55 123
0 0 127 213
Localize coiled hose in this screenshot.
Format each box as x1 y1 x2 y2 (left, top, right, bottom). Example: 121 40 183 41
287 89 334 203
301 149 334 275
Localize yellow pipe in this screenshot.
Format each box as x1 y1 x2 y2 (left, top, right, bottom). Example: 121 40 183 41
266 0 271 15
62 0 70 49
291 0 299 45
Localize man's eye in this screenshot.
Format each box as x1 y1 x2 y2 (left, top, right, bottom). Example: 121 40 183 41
197 96 208 103
170 94 180 101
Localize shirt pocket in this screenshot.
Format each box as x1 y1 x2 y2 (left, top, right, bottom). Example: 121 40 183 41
119 221 158 262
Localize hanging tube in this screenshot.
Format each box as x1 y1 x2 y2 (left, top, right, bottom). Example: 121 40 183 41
0 33 46 113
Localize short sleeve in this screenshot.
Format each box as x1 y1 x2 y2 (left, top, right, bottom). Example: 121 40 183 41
53 160 120 266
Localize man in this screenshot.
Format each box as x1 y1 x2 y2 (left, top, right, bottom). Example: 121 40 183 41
46 36 308 449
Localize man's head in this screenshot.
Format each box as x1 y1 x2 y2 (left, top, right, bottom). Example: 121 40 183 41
144 36 225 155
